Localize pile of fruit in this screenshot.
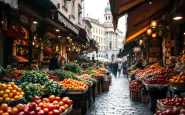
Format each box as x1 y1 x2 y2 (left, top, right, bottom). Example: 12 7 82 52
0 82 24 102
2 72 22 80
91 73 104 77
144 74 176 85
129 80 142 90
156 106 185 115
16 56 28 62
58 78 88 90
98 67 108 73
0 95 73 115
159 96 185 107
170 75 185 83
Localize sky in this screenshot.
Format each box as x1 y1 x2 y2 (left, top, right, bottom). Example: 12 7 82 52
84 0 127 36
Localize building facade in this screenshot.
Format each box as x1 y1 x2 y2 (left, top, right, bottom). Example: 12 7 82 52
88 2 124 61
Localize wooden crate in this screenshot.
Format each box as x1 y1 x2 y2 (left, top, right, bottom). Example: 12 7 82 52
141 95 148 103
130 90 141 101
103 79 109 91
157 100 173 110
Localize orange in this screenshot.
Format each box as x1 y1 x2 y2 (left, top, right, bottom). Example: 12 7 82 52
0 90 4 96
10 98 14 101
17 88 22 92
4 89 10 94
3 94 9 99
180 80 184 83
14 95 19 100
0 103 8 111
9 82 15 87
20 92 24 96
0 84 6 90
16 92 20 95
12 90 17 96
11 107 18 115
6 84 11 88
64 104 69 109
19 94 23 99
4 98 10 102
2 112 9 115
8 87 13 91
0 97 3 102
9 93 13 98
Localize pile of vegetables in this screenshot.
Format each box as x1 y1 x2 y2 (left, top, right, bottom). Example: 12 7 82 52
52 70 77 81
44 80 63 96
0 66 10 79
20 70 49 85
20 82 44 102
64 63 81 74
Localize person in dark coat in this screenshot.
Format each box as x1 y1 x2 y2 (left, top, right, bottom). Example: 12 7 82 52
122 61 127 74
49 53 61 70
92 57 96 63
113 61 118 77
134 59 144 70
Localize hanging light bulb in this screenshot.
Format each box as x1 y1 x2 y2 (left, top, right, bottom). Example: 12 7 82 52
32 42 35 45
147 28 152 35
152 33 157 38
69 48 71 51
151 20 157 28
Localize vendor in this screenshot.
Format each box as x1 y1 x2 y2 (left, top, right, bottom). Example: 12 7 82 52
175 57 185 72
134 59 144 70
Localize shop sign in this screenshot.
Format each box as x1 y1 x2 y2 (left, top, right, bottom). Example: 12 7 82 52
20 15 28 24
133 47 141 53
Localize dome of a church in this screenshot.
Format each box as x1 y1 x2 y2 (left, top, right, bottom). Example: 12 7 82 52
105 2 110 12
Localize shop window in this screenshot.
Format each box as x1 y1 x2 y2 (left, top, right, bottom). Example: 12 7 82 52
71 0 75 17
57 3 60 9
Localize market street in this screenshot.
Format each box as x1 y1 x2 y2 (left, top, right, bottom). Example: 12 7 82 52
86 74 152 115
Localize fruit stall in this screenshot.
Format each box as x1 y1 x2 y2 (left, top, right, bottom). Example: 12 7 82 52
128 62 185 113
0 62 111 115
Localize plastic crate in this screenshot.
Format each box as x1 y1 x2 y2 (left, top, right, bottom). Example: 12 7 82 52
130 90 141 101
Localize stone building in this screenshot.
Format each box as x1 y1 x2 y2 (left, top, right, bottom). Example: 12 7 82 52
88 2 124 61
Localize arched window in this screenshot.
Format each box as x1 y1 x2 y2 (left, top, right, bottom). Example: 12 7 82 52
106 16 107 20
109 41 112 49
108 16 110 20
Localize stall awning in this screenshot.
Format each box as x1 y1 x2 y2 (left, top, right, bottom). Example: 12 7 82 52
110 0 172 31
58 12 79 35
76 26 90 45
0 0 18 9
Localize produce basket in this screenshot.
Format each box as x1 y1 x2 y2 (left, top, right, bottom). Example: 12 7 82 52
65 86 89 94
0 98 26 107
169 82 185 89
61 109 68 115
130 89 141 101
67 104 73 114
156 100 173 110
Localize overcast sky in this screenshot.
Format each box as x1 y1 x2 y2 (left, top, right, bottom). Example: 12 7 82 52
84 0 127 36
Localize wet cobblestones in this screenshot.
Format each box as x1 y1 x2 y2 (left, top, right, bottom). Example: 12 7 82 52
86 74 152 115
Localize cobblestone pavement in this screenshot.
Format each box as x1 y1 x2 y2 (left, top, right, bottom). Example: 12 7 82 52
86 74 152 115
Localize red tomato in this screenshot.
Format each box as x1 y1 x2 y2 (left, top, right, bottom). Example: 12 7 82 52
38 102 44 109
59 106 65 111
43 108 49 114
67 100 73 106
61 98 67 104
49 95 56 102
16 104 25 112
53 109 59 115
48 111 53 115
48 104 54 111
58 109 62 114
42 98 50 103
55 97 61 102
53 104 59 110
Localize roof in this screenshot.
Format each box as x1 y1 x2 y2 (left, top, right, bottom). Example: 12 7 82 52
105 2 111 12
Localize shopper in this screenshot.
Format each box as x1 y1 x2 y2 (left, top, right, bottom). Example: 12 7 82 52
104 61 108 68
92 57 96 63
49 53 61 70
108 62 112 73
113 61 118 77
122 61 127 74
134 59 144 70
118 61 122 77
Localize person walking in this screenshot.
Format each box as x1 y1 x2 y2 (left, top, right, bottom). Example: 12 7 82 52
122 61 127 74
118 61 122 77
49 53 62 70
113 61 118 77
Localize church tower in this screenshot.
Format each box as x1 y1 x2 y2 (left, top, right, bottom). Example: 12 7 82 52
104 1 112 26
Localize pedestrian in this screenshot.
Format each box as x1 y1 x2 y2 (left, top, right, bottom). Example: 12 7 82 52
104 61 108 68
113 61 118 77
108 62 112 73
49 53 62 70
122 61 127 74
92 57 96 63
134 59 144 70
118 61 122 77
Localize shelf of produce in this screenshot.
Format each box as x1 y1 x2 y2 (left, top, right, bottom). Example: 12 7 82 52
0 98 26 107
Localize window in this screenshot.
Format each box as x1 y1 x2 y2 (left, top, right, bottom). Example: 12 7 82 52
109 41 112 49
78 4 82 24
108 16 110 20
71 0 75 17
96 36 98 42
57 3 60 9
96 29 98 33
93 35 95 39
62 0 68 11
106 16 107 20
99 37 100 43
99 29 100 34
93 28 95 33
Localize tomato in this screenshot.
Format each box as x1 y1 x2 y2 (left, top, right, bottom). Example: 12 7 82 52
48 104 54 111
0 103 8 111
0 110 4 115
53 101 58 105
16 104 25 112
53 104 59 110
38 102 44 109
61 98 67 104
2 112 9 115
63 97 70 100
49 95 56 102
43 108 49 114
59 101 64 106
64 104 69 109
48 111 53 115
67 100 73 106
53 109 59 115
59 106 65 111
42 98 50 103
54 97 61 102
58 109 62 114
11 107 19 115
